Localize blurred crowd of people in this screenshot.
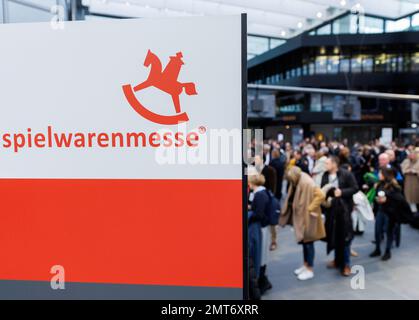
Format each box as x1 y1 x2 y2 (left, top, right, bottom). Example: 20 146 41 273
248 136 419 299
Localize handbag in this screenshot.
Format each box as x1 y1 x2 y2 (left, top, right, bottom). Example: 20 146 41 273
304 211 326 242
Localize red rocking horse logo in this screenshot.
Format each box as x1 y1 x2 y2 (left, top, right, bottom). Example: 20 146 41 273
122 50 198 125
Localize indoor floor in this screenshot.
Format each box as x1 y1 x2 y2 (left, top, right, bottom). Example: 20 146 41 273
264 221 419 300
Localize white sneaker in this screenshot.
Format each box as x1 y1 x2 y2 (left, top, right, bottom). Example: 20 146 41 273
297 269 314 281
294 265 307 276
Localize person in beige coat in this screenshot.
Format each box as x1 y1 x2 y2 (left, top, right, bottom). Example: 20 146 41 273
401 147 419 213
279 166 326 281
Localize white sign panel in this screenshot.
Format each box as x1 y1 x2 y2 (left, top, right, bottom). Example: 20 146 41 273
0 16 245 300
0 16 242 179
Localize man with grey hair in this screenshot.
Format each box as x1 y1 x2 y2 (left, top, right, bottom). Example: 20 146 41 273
379 151 403 184
303 144 316 175
378 152 390 168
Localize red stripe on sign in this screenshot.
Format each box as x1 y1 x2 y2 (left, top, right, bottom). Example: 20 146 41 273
0 179 243 288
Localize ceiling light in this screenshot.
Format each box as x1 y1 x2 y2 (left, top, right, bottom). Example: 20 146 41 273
281 30 287 37
316 12 323 19
297 22 303 28
340 0 347 6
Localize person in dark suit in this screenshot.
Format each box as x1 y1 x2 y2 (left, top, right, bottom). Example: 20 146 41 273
269 148 286 201
269 149 286 251
321 156 359 276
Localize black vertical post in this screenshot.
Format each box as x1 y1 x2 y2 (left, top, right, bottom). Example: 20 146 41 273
68 0 85 21
241 13 249 301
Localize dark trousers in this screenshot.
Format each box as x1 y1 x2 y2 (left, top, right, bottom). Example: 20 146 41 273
302 242 315 267
249 222 262 277
394 223 401 247
375 210 394 252
336 241 351 267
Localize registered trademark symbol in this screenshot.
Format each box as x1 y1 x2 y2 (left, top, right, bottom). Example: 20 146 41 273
198 126 207 134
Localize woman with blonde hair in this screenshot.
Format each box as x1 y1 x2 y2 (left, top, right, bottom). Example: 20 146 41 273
279 166 326 281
